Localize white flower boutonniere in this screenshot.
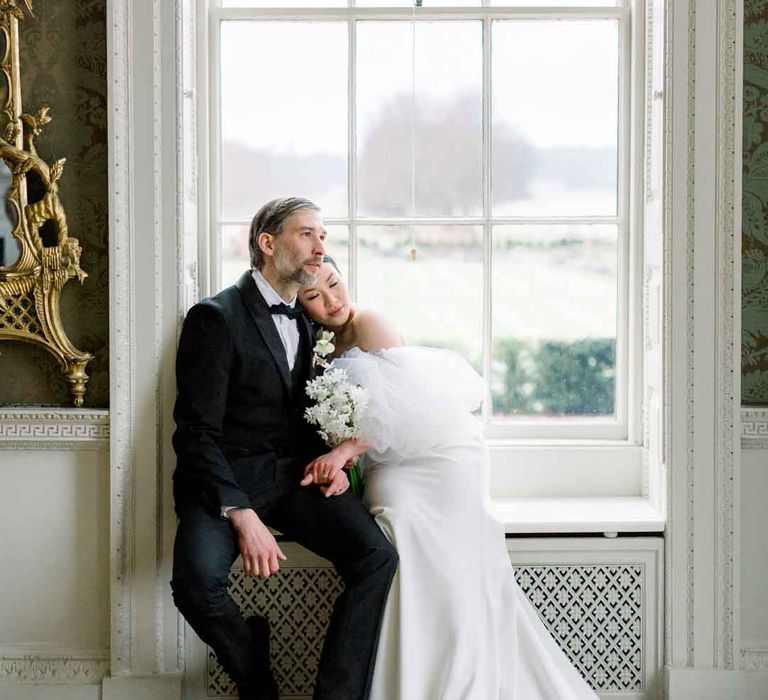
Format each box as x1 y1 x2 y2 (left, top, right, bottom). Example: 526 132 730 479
312 329 335 368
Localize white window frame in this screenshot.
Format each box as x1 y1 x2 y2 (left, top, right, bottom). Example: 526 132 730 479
194 1 661 517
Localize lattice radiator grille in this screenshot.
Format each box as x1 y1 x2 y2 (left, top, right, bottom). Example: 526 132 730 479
205 555 652 698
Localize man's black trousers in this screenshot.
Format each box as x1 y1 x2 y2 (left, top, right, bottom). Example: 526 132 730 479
170 459 398 700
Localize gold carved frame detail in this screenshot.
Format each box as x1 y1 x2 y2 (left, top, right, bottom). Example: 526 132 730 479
0 1 92 406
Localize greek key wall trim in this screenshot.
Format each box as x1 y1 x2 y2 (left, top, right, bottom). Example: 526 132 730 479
742 407 768 449
0 648 109 684
741 650 768 672
0 408 108 448
197 540 661 699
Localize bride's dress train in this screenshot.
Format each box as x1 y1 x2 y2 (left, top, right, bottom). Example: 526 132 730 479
333 347 601 700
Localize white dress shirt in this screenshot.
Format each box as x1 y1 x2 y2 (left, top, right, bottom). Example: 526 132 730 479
222 269 301 519
252 269 300 371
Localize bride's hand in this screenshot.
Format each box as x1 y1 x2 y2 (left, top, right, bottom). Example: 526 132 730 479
300 448 348 487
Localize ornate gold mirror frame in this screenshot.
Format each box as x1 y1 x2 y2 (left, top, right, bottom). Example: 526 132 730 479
0 1 92 406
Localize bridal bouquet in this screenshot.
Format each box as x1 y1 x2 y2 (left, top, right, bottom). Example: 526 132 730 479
304 366 368 496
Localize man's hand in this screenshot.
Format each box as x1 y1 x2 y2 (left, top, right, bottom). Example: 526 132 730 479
301 449 349 488
318 469 350 498
227 508 286 578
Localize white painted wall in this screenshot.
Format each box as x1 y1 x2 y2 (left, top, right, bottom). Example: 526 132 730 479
0 446 110 699
741 447 768 655
0 449 109 650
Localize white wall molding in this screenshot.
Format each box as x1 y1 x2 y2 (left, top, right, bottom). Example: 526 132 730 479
666 0 743 679
661 0 675 669
714 0 741 669
685 0 697 666
107 0 186 685
0 647 108 684
666 667 768 700
741 407 768 449
0 409 109 449
108 0 136 677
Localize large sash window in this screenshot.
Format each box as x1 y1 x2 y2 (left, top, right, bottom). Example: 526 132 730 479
202 0 654 501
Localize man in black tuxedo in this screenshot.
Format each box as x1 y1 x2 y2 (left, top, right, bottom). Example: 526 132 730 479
170 197 398 700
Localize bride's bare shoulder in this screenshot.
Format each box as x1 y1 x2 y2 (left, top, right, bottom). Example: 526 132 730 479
352 308 404 352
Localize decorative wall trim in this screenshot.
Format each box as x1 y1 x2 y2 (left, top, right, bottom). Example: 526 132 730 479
662 0 675 668
0 409 109 449
109 0 188 678
174 0 198 674
741 650 768 672
152 0 166 675
107 0 135 677
665 0 743 676
714 0 739 670
644 0 655 204
685 0 697 667
741 407 768 449
0 648 108 684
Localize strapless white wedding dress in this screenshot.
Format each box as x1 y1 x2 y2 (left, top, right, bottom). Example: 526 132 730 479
331 347 601 700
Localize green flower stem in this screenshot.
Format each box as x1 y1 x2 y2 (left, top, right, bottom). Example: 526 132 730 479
348 463 363 497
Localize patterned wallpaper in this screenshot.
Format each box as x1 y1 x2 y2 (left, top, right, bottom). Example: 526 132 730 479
0 0 108 406
744 0 768 404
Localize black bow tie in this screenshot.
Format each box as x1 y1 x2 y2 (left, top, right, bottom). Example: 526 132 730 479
269 303 303 320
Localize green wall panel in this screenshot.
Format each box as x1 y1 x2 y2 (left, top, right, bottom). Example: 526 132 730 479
744 0 768 404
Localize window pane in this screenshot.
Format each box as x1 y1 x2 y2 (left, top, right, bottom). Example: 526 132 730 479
491 225 617 418
222 1 346 7
357 0 479 6
221 224 251 290
221 224 349 291
357 21 482 217
491 0 617 5
322 226 350 282
220 22 348 220
492 21 619 217
357 225 482 366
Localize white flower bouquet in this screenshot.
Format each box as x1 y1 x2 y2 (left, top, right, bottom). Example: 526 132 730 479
304 366 368 495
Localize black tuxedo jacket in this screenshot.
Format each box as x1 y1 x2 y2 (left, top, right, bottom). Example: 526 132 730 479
172 270 324 517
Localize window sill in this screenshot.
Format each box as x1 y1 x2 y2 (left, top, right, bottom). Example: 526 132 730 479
488 496 666 535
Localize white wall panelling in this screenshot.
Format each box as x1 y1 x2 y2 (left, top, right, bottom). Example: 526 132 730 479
663 0 757 695
0 449 110 698
106 0 183 692
740 444 768 675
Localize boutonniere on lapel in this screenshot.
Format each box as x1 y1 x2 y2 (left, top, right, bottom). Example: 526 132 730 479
312 329 335 369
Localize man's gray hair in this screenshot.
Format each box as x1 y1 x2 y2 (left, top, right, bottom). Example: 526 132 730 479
248 197 320 270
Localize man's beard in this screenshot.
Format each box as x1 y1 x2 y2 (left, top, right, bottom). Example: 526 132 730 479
283 266 315 287
275 249 317 287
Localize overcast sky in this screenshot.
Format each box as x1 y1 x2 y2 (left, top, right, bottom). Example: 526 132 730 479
220 17 619 155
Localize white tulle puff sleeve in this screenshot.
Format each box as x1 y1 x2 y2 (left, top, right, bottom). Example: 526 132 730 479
329 346 485 463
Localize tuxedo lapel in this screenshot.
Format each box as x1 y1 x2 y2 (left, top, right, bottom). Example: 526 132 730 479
298 315 316 381
235 271 292 395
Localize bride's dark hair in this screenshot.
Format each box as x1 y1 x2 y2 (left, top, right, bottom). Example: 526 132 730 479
323 255 341 275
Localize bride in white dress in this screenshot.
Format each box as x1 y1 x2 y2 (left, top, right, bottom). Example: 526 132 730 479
298 259 601 700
